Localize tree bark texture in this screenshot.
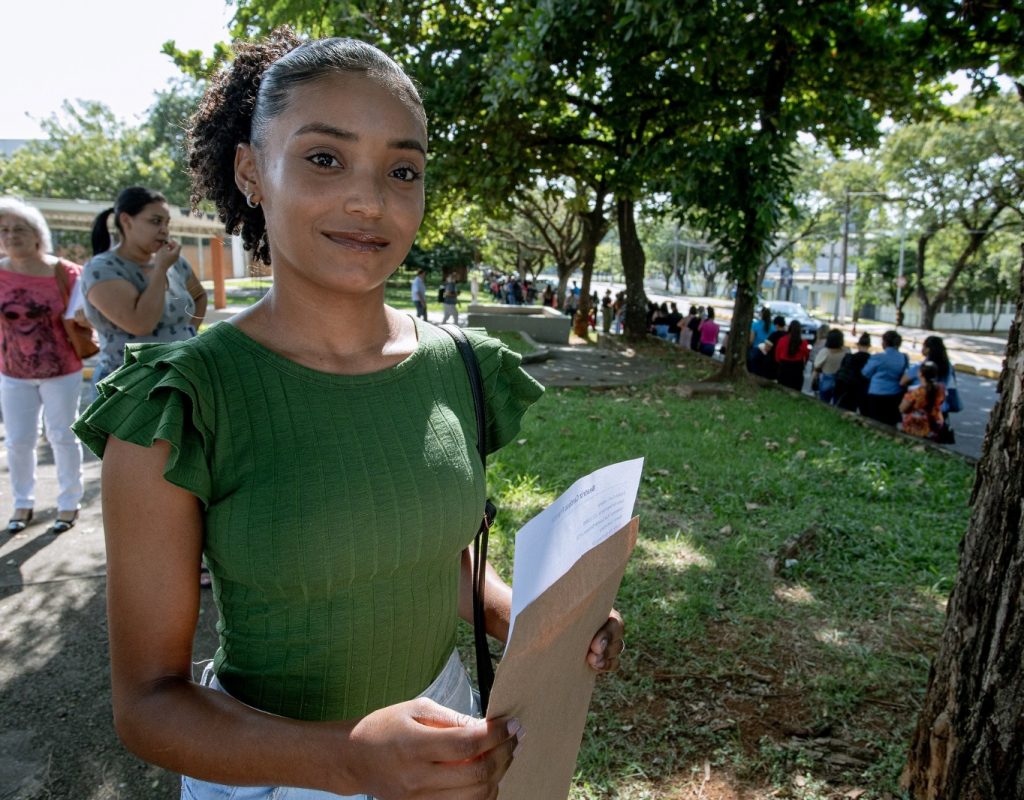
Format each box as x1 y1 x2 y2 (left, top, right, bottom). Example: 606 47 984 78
718 279 756 380
902 244 1024 799
617 197 649 340
573 193 610 339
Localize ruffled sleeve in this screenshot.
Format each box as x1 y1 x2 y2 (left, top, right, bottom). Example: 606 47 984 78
72 340 215 506
463 330 545 454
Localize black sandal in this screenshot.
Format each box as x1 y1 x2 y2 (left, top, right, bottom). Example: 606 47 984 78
52 510 79 534
6 509 33 533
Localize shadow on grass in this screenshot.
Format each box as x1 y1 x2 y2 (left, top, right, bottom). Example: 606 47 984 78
487 374 971 798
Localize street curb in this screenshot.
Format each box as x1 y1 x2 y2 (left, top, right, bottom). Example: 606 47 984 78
952 362 1002 380
761 377 978 465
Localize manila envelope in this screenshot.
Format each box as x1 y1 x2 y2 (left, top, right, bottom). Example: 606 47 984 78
487 517 639 800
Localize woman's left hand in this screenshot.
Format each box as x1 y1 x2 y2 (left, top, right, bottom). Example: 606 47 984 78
587 609 625 673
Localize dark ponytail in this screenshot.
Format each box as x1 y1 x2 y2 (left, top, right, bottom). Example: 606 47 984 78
787 320 802 357
923 335 951 381
187 27 425 265
90 208 116 255
90 187 167 255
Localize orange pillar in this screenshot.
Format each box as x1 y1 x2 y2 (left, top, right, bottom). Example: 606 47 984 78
211 236 226 310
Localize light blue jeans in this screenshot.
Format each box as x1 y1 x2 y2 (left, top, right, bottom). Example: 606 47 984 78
180 650 479 799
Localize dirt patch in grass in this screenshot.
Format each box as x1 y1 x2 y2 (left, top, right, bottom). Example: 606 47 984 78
591 593 935 799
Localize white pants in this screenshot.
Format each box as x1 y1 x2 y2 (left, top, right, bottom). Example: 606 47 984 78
181 650 479 799
0 371 84 512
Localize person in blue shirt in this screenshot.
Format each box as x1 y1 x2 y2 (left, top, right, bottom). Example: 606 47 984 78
861 329 909 425
747 305 773 375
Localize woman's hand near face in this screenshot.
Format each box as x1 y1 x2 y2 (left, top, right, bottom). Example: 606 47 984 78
339 699 519 799
587 610 625 673
153 239 182 271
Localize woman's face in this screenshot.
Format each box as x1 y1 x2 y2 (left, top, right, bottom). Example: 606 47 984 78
0 214 41 259
120 202 172 255
239 72 426 296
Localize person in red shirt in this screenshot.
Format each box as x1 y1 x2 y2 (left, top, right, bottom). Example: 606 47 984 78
774 319 810 391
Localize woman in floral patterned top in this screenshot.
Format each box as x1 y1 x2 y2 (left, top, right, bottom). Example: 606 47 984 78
899 360 946 440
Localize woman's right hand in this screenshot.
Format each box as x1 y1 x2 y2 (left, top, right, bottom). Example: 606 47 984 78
340 698 520 799
154 239 182 271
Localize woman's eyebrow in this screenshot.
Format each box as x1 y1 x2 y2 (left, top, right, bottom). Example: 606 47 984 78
293 122 426 155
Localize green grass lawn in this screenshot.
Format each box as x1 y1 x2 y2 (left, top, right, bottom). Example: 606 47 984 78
469 347 972 799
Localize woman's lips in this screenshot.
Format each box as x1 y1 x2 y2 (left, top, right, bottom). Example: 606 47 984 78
325 231 389 252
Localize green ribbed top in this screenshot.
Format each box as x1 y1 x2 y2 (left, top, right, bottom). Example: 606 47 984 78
73 318 543 721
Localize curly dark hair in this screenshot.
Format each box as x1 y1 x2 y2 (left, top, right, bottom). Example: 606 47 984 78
187 27 425 265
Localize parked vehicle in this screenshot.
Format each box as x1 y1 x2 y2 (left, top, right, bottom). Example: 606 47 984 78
765 301 824 341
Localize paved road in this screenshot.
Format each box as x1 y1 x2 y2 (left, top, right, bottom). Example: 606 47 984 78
945 371 1000 461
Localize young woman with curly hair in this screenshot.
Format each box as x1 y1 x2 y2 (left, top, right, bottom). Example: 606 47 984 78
74 29 624 800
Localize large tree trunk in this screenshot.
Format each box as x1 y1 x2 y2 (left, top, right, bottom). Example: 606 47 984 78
718 279 756 379
902 244 1024 799
555 263 572 309
573 192 610 339
617 197 649 340
914 232 938 330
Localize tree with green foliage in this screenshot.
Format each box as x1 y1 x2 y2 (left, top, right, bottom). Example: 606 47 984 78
668 0 972 377
488 184 591 297
0 101 177 202
961 231 1023 332
856 238 918 325
145 78 206 205
880 92 1024 329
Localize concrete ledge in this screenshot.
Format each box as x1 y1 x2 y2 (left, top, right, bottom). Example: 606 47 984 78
760 379 977 464
467 304 572 344
516 331 552 364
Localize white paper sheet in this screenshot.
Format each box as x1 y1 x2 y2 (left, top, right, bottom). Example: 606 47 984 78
506 457 643 643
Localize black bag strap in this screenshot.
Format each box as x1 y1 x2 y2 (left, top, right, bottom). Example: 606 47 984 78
437 323 496 714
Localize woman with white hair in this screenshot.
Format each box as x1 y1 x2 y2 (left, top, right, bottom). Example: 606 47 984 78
0 198 85 533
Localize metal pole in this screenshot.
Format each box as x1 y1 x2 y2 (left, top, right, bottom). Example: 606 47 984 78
834 192 850 322
672 222 679 291
895 205 906 328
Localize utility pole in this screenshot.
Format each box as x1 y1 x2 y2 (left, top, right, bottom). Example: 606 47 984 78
672 222 680 292
834 192 851 322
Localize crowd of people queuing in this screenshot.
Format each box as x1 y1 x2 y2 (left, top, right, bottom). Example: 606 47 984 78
634 295 963 445
4 30 626 800
748 308 962 442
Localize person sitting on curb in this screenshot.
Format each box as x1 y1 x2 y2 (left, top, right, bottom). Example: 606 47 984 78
862 330 909 426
